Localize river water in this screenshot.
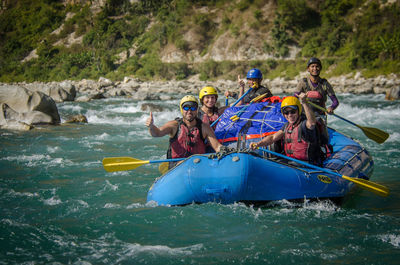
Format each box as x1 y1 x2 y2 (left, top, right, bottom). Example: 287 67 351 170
1 93 399 264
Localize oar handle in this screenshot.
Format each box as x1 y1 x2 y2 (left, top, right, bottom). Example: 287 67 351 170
210 86 254 127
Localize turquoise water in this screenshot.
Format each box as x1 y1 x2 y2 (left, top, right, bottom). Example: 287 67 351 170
1 94 399 264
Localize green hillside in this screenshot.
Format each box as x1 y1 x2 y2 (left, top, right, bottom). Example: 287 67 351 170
0 0 399 82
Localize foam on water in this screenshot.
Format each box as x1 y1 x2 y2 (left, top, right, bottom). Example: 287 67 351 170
43 196 62 206
378 234 400 248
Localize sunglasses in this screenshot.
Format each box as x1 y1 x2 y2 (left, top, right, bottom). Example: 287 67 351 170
283 109 297 115
183 106 198 111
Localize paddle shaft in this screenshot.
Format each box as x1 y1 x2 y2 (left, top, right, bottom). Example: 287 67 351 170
148 158 184 164
210 86 254 127
102 157 186 172
307 100 389 144
258 147 389 196
259 147 340 177
306 101 359 126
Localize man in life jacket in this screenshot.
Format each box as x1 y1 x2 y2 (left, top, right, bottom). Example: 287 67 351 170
145 95 223 168
250 94 325 166
224 68 273 106
295 57 339 117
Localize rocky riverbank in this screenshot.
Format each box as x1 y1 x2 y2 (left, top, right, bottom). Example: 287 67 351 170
1 74 399 130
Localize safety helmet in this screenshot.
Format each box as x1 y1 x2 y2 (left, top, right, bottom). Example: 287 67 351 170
281 96 302 116
199 86 218 101
179 95 198 115
246 68 263 79
307 57 322 69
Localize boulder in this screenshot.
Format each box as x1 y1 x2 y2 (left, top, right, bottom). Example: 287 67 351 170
0 104 33 131
141 103 164 112
98 77 114 88
386 87 400 100
75 92 106 102
22 82 76 102
0 85 60 126
64 114 88 124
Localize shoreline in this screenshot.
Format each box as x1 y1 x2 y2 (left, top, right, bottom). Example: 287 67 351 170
1 74 399 131
5 73 399 100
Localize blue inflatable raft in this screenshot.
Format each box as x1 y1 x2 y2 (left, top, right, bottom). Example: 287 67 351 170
147 102 374 206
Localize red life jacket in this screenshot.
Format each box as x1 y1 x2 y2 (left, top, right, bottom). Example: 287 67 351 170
167 118 206 159
282 118 327 165
283 121 310 161
303 77 327 114
198 108 219 130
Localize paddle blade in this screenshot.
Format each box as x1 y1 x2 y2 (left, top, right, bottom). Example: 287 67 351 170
102 157 149 172
158 162 169 175
250 92 269 103
342 175 389 197
359 126 390 144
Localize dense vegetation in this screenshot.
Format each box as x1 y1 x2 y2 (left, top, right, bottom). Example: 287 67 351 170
0 0 399 82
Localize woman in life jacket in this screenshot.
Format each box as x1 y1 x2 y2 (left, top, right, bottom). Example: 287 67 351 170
198 86 228 130
198 86 229 153
250 94 326 166
224 68 273 106
145 95 222 169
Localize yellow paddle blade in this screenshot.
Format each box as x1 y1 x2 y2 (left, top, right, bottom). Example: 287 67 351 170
158 162 169 175
341 175 389 197
102 157 149 172
358 125 390 144
250 92 270 103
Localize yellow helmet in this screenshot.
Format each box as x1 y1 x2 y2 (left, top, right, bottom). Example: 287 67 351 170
199 86 218 102
179 95 198 115
281 96 302 115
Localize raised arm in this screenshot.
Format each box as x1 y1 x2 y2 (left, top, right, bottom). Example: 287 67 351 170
298 93 316 130
236 75 245 106
145 112 177 138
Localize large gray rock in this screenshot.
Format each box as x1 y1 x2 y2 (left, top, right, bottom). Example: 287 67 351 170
0 104 33 131
386 87 400 100
0 85 60 127
22 81 76 102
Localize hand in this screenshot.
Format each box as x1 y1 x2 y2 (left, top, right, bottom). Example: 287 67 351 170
298 92 307 104
238 75 245 88
326 107 334 114
145 112 153 127
224 90 232 97
250 142 259 150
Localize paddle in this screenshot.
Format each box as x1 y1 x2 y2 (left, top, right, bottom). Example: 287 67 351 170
306 100 389 144
258 147 389 197
210 83 255 127
102 157 185 172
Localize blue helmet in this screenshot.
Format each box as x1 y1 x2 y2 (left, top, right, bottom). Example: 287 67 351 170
246 68 262 79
